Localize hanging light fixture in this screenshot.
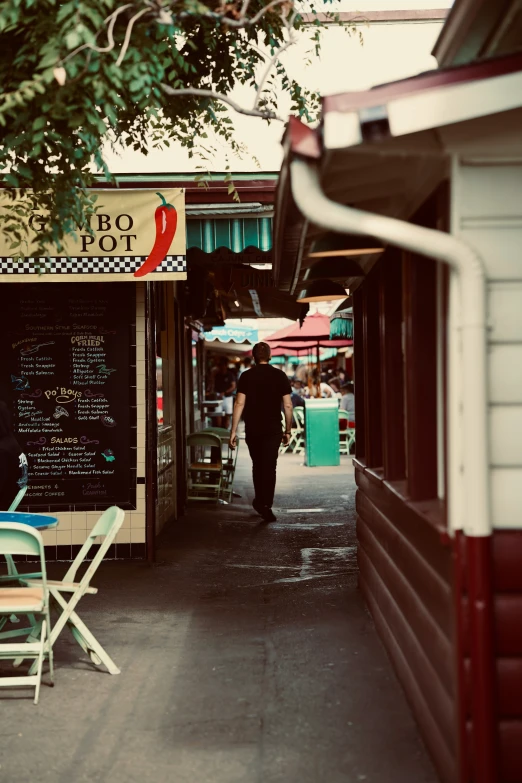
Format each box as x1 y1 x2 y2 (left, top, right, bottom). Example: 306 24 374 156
296 278 347 303
303 256 365 280
308 233 383 258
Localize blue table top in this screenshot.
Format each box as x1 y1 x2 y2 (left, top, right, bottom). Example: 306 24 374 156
0 512 58 530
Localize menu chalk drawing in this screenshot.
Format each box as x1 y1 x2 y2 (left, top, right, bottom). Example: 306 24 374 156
0 283 135 508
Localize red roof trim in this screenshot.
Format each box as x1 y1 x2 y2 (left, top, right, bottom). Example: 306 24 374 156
86 179 277 204
323 50 522 114
287 115 321 159
301 9 449 24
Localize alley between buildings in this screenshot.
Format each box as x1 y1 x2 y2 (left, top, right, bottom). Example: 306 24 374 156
0 451 436 783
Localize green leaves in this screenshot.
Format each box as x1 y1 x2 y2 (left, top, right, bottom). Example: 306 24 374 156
0 0 356 261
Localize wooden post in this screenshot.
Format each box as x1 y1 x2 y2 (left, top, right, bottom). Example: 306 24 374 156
362 274 383 468
379 251 406 480
403 252 437 500
352 287 366 461
145 282 158 563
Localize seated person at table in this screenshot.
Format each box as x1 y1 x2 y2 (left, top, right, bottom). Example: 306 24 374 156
0 400 28 509
214 357 237 428
329 378 342 399
340 383 355 421
288 380 305 427
310 370 335 399
291 380 305 409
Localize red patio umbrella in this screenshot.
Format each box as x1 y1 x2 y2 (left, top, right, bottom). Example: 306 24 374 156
265 313 352 393
265 313 352 355
265 313 336 344
269 338 350 351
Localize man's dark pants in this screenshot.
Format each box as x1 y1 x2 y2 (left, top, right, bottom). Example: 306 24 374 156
245 432 282 509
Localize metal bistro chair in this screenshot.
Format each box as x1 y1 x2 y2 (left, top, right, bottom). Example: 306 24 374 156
202 428 239 504
187 432 224 503
0 523 53 704
339 410 356 455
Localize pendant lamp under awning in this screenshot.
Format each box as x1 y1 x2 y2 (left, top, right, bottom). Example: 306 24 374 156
296 278 347 303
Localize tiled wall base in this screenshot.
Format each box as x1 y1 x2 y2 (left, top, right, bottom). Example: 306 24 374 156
13 542 146 564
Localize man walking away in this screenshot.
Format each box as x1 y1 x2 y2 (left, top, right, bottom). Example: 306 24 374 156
229 342 293 523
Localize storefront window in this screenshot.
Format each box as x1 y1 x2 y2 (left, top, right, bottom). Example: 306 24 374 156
156 356 163 426
192 337 199 410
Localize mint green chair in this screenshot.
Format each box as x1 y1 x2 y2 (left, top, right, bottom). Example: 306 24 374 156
19 506 125 676
0 523 53 704
8 485 28 512
3 485 29 582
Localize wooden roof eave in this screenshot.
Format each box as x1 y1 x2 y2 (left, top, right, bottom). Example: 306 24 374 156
274 53 522 296
432 0 520 67
274 129 447 295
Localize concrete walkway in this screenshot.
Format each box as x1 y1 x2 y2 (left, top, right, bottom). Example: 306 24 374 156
0 451 437 783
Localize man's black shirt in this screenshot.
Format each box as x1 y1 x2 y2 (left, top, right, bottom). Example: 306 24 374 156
237 364 292 436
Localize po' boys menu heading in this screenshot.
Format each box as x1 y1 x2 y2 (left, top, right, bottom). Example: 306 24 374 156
0 283 134 507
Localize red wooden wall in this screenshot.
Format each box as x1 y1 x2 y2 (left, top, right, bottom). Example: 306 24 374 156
457 531 522 782
356 464 456 782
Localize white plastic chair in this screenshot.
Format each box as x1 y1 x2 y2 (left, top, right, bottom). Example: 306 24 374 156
339 410 356 455
19 506 125 676
0 523 53 704
289 408 306 455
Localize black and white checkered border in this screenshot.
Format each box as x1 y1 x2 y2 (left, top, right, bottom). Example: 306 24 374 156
0 255 186 274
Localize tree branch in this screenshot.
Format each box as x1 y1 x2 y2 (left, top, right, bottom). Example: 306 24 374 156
254 32 295 108
225 0 293 28
160 84 284 121
115 7 152 66
60 4 134 65
57 0 299 78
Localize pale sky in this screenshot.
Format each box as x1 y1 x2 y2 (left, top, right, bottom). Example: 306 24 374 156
103 11 448 174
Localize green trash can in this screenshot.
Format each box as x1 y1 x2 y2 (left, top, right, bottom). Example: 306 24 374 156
304 398 340 467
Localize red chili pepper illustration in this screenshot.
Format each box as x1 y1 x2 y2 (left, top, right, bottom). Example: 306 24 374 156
134 192 178 277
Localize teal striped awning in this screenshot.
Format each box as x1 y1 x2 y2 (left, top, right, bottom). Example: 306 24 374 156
187 217 272 254
330 311 353 340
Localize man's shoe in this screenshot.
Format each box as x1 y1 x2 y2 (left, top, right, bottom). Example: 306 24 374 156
261 507 277 523
252 498 263 516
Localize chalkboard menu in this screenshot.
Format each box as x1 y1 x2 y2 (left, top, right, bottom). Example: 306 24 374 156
0 283 135 508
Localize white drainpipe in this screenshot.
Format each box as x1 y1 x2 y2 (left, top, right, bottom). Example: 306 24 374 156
291 158 490 537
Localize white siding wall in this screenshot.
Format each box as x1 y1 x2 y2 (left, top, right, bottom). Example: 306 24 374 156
457 162 522 529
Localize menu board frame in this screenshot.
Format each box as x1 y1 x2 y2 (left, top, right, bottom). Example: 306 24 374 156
0 282 138 512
